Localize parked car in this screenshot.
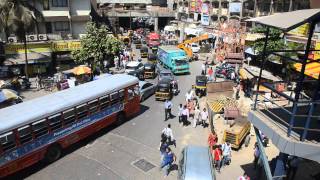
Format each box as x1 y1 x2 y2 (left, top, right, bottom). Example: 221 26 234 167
158 69 174 82
191 43 200 53
139 81 156 101
125 61 144 74
178 145 216 180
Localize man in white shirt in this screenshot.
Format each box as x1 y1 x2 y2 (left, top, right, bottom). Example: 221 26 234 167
193 106 201 128
161 124 176 147
185 90 193 103
164 99 173 121
200 108 208 128
221 141 232 167
181 105 189 126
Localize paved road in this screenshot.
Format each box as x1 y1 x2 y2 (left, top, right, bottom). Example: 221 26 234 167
9 56 209 180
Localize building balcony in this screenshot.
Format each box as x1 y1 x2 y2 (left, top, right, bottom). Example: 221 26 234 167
248 92 320 162
42 10 70 21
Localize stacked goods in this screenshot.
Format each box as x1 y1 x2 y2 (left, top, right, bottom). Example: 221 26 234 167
207 96 238 113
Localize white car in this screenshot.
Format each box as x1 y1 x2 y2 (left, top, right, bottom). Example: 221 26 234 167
190 43 200 53
125 61 144 74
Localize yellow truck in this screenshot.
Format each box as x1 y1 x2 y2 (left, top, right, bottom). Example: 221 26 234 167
206 81 251 149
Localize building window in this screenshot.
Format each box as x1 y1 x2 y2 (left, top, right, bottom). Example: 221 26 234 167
52 0 68 7
54 21 70 31
43 0 49 10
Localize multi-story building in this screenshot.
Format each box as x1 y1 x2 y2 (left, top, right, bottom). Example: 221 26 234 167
97 0 175 32
177 0 311 25
1 0 97 76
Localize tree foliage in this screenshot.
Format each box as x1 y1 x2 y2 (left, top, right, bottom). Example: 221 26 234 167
72 22 123 71
251 26 285 57
0 0 43 40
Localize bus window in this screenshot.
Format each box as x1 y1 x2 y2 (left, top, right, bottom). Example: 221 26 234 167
18 125 33 145
88 99 99 114
32 119 48 138
100 95 110 110
0 132 16 152
63 108 76 126
77 104 88 119
119 89 125 102
48 114 62 131
128 88 134 100
110 92 119 105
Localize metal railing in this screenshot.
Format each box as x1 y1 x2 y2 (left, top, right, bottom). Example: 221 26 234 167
253 93 320 142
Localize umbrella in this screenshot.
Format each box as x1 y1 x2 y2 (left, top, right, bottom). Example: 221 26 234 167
0 89 20 103
72 66 91 75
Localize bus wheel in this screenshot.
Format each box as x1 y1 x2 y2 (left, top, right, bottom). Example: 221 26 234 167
44 144 61 163
116 112 126 125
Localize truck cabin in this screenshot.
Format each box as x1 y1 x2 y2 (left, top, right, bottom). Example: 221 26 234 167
173 57 188 67
144 63 155 73
157 78 172 93
196 75 207 87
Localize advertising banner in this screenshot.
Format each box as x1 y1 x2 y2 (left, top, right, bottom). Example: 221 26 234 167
288 23 309 37
201 3 209 15
201 14 210 26
229 2 242 13
196 0 202 13
190 0 196 12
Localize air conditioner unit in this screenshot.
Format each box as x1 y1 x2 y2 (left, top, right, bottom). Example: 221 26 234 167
38 34 48 41
8 36 17 43
26 34 38 42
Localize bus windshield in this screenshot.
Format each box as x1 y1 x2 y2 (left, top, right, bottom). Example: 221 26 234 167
175 59 188 66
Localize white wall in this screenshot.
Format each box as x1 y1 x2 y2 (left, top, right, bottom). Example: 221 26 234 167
70 0 91 16
72 22 86 38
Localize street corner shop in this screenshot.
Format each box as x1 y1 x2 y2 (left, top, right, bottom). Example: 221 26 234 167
3 40 81 76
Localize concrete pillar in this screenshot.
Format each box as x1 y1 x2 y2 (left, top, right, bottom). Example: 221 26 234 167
179 23 185 43
154 17 159 33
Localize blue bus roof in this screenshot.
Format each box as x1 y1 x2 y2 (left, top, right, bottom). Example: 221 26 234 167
0 74 138 134
184 145 214 180
159 45 185 53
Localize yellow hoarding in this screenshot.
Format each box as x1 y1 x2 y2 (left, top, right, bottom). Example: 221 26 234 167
288 23 309 37
5 43 52 54
52 41 81 52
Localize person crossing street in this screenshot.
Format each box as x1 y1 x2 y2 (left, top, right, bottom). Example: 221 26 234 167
164 99 173 121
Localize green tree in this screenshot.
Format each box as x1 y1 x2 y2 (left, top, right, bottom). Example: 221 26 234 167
0 0 43 78
72 22 123 73
251 26 285 58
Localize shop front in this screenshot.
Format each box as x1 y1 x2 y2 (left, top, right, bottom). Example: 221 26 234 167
52 40 81 72
4 42 52 76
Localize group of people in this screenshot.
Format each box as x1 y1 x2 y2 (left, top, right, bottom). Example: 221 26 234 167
212 141 233 173
202 60 216 82
115 49 135 70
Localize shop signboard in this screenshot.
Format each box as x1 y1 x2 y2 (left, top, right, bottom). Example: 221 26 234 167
190 0 196 12
313 41 320 60
201 14 210 26
229 2 242 13
288 23 309 37
201 3 209 15
52 41 81 52
196 0 202 13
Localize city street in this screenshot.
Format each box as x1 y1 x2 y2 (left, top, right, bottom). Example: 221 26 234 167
10 59 210 180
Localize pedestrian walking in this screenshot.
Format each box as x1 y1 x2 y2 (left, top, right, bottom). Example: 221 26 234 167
201 63 206 75
181 105 189 126
200 108 208 128
178 104 183 123
114 56 119 70
208 132 218 150
193 106 201 128
160 147 176 177
235 83 240 100
159 138 169 160
161 124 176 147
187 99 195 119
185 90 194 103
221 141 232 167
214 145 222 173
208 67 213 81
164 99 173 121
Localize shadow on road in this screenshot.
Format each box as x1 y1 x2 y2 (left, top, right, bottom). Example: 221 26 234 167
6 104 150 179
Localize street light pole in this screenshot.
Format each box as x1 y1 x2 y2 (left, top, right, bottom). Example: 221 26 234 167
129 10 132 30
